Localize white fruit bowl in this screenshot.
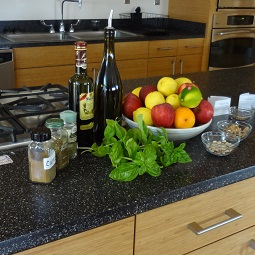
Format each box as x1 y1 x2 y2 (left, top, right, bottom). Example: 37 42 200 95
123 115 212 141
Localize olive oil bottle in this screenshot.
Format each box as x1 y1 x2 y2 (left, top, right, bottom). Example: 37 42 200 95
68 41 94 148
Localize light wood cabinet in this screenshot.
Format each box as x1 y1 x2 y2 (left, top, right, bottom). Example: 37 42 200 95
13 41 149 88
13 38 204 88
134 177 255 255
147 38 204 77
16 217 135 255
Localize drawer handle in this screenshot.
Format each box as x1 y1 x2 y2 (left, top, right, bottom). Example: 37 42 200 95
185 45 199 49
157 47 174 51
171 60 175 75
187 208 242 235
249 239 255 250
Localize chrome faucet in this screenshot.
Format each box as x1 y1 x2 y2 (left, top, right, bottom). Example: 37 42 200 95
60 0 82 33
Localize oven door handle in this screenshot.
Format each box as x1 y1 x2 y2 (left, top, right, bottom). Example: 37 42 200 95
217 29 254 36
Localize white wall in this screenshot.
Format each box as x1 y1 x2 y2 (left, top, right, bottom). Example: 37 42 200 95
0 0 169 21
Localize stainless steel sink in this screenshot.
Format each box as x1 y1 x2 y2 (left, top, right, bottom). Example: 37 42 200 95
69 30 143 40
2 30 143 43
2 33 77 42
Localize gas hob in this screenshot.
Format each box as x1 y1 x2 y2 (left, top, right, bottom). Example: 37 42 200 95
0 84 68 150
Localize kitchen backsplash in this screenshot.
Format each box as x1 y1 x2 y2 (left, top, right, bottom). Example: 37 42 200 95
0 0 168 21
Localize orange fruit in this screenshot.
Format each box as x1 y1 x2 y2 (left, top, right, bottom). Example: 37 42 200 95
174 107 195 129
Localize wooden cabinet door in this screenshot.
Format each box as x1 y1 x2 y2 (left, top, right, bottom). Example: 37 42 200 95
188 226 255 255
175 54 203 74
16 217 135 255
117 59 148 80
134 177 255 255
147 56 176 77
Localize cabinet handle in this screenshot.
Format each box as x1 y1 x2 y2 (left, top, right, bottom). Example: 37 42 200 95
171 60 175 75
179 59 183 74
187 208 242 235
185 45 199 49
157 47 174 51
249 239 255 250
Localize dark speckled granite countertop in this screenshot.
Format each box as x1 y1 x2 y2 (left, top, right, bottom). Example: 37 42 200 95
1 67 255 254
0 19 205 48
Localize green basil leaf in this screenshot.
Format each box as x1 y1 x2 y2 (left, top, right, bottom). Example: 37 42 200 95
126 128 142 144
125 138 139 158
137 114 149 143
109 141 123 167
173 150 192 163
138 165 147 175
104 119 116 141
109 162 139 181
115 122 127 140
145 161 162 177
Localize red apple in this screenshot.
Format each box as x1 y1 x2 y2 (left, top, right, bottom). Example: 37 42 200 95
192 99 214 124
151 103 175 128
178 83 198 94
139 85 157 104
123 93 143 119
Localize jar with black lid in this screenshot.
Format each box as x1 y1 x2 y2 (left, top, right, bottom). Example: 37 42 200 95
45 118 69 170
28 127 56 184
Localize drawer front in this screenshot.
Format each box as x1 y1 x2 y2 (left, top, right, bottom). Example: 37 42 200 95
177 38 204 55
116 41 149 60
149 40 177 58
135 177 255 255
15 65 73 87
188 226 255 255
14 46 74 69
16 217 135 255
147 56 176 77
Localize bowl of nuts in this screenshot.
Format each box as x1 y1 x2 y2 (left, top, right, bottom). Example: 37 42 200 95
201 131 240 156
229 106 253 121
217 120 252 141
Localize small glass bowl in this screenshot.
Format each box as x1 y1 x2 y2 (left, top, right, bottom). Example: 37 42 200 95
229 106 253 121
201 131 240 156
217 120 252 141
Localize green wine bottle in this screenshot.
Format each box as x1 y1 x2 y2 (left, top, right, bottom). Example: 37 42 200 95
68 41 94 148
94 27 123 144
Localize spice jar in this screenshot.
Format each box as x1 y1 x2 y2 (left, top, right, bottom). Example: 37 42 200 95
60 110 78 159
28 127 56 184
45 118 69 170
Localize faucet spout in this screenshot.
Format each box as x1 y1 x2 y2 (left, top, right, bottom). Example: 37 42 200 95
60 0 83 33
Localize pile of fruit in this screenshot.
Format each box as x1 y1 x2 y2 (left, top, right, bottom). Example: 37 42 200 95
123 77 214 129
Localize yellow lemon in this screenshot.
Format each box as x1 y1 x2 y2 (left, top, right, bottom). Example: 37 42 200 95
133 107 153 126
157 77 177 97
166 93 181 110
175 77 192 93
145 91 165 110
132 87 142 97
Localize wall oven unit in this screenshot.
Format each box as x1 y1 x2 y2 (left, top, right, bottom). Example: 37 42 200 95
209 11 255 70
217 0 255 10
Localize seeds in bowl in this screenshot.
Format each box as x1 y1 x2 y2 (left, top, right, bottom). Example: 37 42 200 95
206 140 234 156
224 124 250 139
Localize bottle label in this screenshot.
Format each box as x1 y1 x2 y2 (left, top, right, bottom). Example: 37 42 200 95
43 150 56 170
66 127 77 143
80 122 94 130
79 92 94 120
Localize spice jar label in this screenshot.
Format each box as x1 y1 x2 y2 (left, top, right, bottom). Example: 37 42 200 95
43 150 56 170
0 155 13 165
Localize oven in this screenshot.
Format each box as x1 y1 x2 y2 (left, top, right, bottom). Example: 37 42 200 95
209 11 255 70
217 0 255 9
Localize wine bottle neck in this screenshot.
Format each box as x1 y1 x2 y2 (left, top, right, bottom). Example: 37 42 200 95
104 28 115 58
75 48 87 75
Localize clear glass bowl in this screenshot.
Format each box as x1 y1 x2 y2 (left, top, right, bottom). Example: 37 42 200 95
201 131 240 156
229 106 253 121
217 120 252 141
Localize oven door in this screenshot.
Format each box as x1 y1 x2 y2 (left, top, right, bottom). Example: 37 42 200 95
209 28 255 70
